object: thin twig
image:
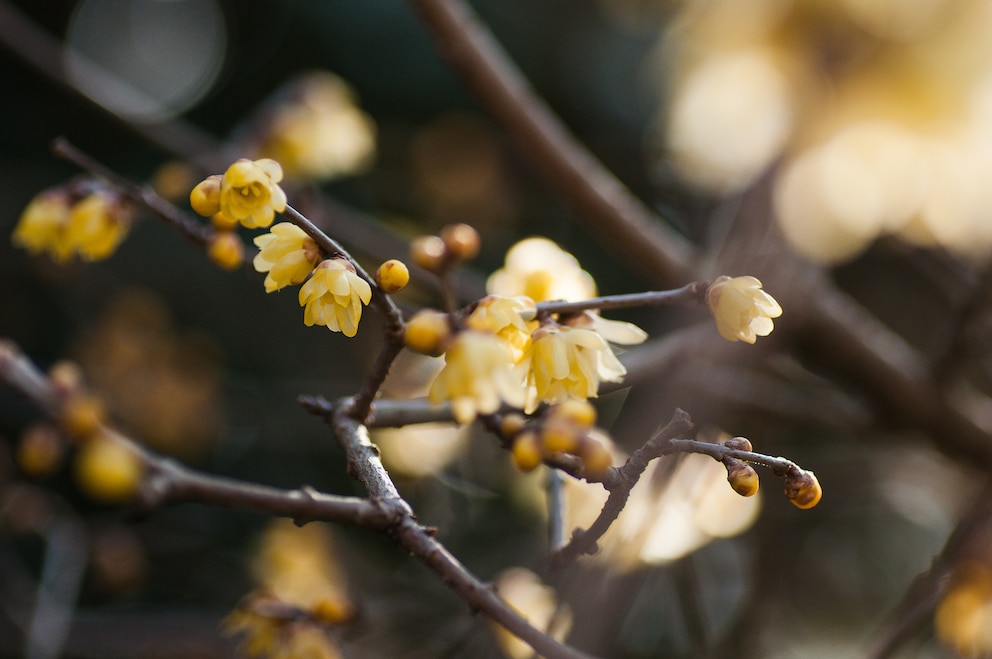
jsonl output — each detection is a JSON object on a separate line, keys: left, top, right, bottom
{"left": 406, "top": 0, "right": 695, "bottom": 287}
{"left": 551, "top": 409, "right": 694, "bottom": 569}
{"left": 535, "top": 282, "right": 708, "bottom": 317}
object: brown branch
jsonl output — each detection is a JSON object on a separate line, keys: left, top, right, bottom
{"left": 327, "top": 405, "right": 595, "bottom": 659}
{"left": 535, "top": 282, "right": 708, "bottom": 317}
{"left": 1, "top": 340, "right": 595, "bottom": 658}
{"left": 551, "top": 409, "right": 694, "bottom": 568}
{"left": 407, "top": 0, "right": 695, "bottom": 288}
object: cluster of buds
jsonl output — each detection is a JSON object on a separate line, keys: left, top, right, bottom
{"left": 718, "top": 435, "right": 822, "bottom": 509}
{"left": 504, "top": 400, "right": 614, "bottom": 479}
{"left": 16, "top": 361, "right": 143, "bottom": 503}
{"left": 13, "top": 179, "right": 133, "bottom": 263}
{"left": 409, "top": 223, "right": 481, "bottom": 274}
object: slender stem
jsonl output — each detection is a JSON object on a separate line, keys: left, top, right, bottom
{"left": 661, "top": 439, "right": 801, "bottom": 477}
{"left": 51, "top": 137, "right": 214, "bottom": 247}
{"left": 535, "top": 282, "right": 707, "bottom": 317}
{"left": 547, "top": 469, "right": 565, "bottom": 552}
{"left": 551, "top": 409, "right": 694, "bottom": 569}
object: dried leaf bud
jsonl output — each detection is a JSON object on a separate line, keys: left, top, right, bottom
{"left": 17, "top": 424, "right": 66, "bottom": 478}
{"left": 208, "top": 231, "right": 245, "bottom": 270}
{"left": 725, "top": 458, "right": 759, "bottom": 497}
{"left": 784, "top": 468, "right": 822, "bottom": 509}
{"left": 410, "top": 235, "right": 448, "bottom": 273}
{"left": 60, "top": 394, "right": 106, "bottom": 441}
{"left": 403, "top": 310, "right": 452, "bottom": 356}
{"left": 499, "top": 413, "right": 528, "bottom": 440}
{"left": 511, "top": 430, "right": 543, "bottom": 472}
{"left": 189, "top": 175, "right": 223, "bottom": 217}
{"left": 439, "top": 223, "right": 480, "bottom": 263}
{"left": 724, "top": 436, "right": 753, "bottom": 452}
{"left": 375, "top": 259, "right": 410, "bottom": 293}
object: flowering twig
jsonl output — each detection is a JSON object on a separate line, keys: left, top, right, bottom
{"left": 551, "top": 409, "right": 694, "bottom": 568}
{"left": 51, "top": 137, "right": 214, "bottom": 248}
{"left": 0, "top": 340, "right": 594, "bottom": 658}
{"left": 535, "top": 282, "right": 708, "bottom": 317}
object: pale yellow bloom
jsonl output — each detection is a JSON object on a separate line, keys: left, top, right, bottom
{"left": 465, "top": 295, "right": 538, "bottom": 362}
{"left": 429, "top": 331, "right": 526, "bottom": 424}
{"left": 219, "top": 158, "right": 287, "bottom": 229}
{"left": 253, "top": 222, "right": 321, "bottom": 292}
{"left": 706, "top": 275, "right": 782, "bottom": 344}
{"left": 491, "top": 568, "right": 572, "bottom": 659}
{"left": 12, "top": 190, "right": 72, "bottom": 260}
{"left": 259, "top": 73, "right": 376, "bottom": 181}
{"left": 13, "top": 189, "right": 130, "bottom": 263}
{"left": 298, "top": 259, "right": 372, "bottom": 337}
{"left": 564, "top": 310, "right": 647, "bottom": 346}
{"left": 523, "top": 325, "right": 626, "bottom": 412}
{"left": 487, "top": 237, "right": 596, "bottom": 302}
{"left": 65, "top": 193, "right": 131, "bottom": 261}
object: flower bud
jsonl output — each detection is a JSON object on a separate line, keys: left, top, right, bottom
{"left": 74, "top": 435, "right": 143, "bottom": 503}
{"left": 499, "top": 413, "right": 528, "bottom": 440}
{"left": 61, "top": 394, "right": 106, "bottom": 441}
{"left": 375, "top": 259, "right": 410, "bottom": 293}
{"left": 311, "top": 597, "right": 354, "bottom": 625}
{"left": 540, "top": 418, "right": 580, "bottom": 455}
{"left": 410, "top": 235, "right": 448, "bottom": 273}
{"left": 725, "top": 458, "right": 759, "bottom": 497}
{"left": 578, "top": 437, "right": 612, "bottom": 478}
{"left": 190, "top": 175, "right": 222, "bottom": 217}
{"left": 439, "top": 223, "right": 480, "bottom": 263}
{"left": 403, "top": 310, "right": 452, "bottom": 356}
{"left": 208, "top": 231, "right": 245, "bottom": 270}
{"left": 511, "top": 430, "right": 543, "bottom": 472}
{"left": 784, "top": 468, "right": 822, "bottom": 509}
{"left": 724, "top": 436, "right": 753, "bottom": 452}
{"left": 17, "top": 424, "right": 65, "bottom": 478}
{"left": 547, "top": 399, "right": 596, "bottom": 428}
{"left": 210, "top": 211, "right": 240, "bottom": 231}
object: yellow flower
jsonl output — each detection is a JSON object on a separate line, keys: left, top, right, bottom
{"left": 298, "top": 259, "right": 372, "bottom": 337}
{"left": 523, "top": 325, "right": 626, "bottom": 412}
{"left": 13, "top": 189, "right": 131, "bottom": 262}
{"left": 64, "top": 192, "right": 131, "bottom": 261}
{"left": 253, "top": 222, "right": 321, "bottom": 292}
{"left": 258, "top": 73, "right": 376, "bottom": 181}
{"left": 429, "top": 331, "right": 526, "bottom": 424}
{"left": 12, "top": 190, "right": 72, "bottom": 260}
{"left": 706, "top": 275, "right": 783, "bottom": 344}
{"left": 465, "top": 295, "right": 538, "bottom": 362}
{"left": 563, "top": 310, "right": 647, "bottom": 346}
{"left": 219, "top": 158, "right": 287, "bottom": 229}
{"left": 487, "top": 237, "right": 596, "bottom": 302}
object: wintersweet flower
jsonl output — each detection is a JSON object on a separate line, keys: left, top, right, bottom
{"left": 298, "top": 259, "right": 372, "bottom": 337}
{"left": 706, "top": 276, "right": 783, "bottom": 344}
{"left": 487, "top": 237, "right": 596, "bottom": 302}
{"left": 523, "top": 325, "right": 626, "bottom": 412}
{"left": 13, "top": 190, "right": 72, "bottom": 260}
{"left": 64, "top": 192, "right": 131, "bottom": 261}
{"left": 465, "top": 295, "right": 538, "bottom": 362}
{"left": 253, "top": 223, "right": 322, "bottom": 292}
{"left": 429, "top": 331, "right": 526, "bottom": 425}
{"left": 219, "top": 158, "right": 287, "bottom": 229}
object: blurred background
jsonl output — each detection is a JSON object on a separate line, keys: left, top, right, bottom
{"left": 3, "top": 0, "right": 992, "bottom": 657}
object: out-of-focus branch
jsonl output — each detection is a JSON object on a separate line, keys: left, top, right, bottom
{"left": 551, "top": 409, "right": 694, "bottom": 568}
{"left": 407, "top": 0, "right": 695, "bottom": 288}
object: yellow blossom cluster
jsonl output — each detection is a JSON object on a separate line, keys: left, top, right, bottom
{"left": 190, "top": 158, "right": 287, "bottom": 229}
{"left": 299, "top": 259, "right": 373, "bottom": 337}
{"left": 422, "top": 238, "right": 648, "bottom": 422}
{"left": 657, "top": 0, "right": 992, "bottom": 261}
{"left": 13, "top": 186, "right": 132, "bottom": 262}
